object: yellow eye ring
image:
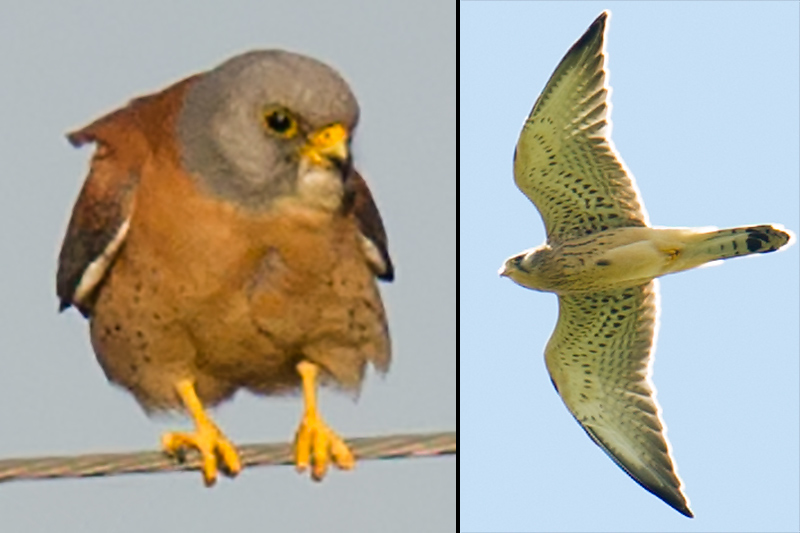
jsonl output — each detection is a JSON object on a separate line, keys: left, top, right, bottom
{"left": 262, "top": 107, "right": 298, "bottom": 138}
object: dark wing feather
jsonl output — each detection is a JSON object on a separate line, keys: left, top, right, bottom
{"left": 57, "top": 106, "right": 149, "bottom": 315}
{"left": 345, "top": 169, "right": 394, "bottom": 281}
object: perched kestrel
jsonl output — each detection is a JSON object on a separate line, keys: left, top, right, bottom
{"left": 57, "top": 50, "right": 394, "bottom": 485}
{"left": 499, "top": 11, "right": 793, "bottom": 517}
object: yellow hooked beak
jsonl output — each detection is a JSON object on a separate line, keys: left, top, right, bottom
{"left": 301, "top": 123, "right": 350, "bottom": 167}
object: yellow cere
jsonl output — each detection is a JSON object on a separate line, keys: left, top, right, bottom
{"left": 303, "top": 123, "right": 349, "bottom": 165}
{"left": 309, "top": 123, "right": 347, "bottom": 149}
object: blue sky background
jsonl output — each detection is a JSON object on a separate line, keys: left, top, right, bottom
{"left": 0, "top": 1, "right": 454, "bottom": 531}
{"left": 461, "top": 2, "right": 799, "bottom": 532}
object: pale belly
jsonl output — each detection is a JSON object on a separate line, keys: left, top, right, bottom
{"left": 534, "top": 227, "right": 701, "bottom": 294}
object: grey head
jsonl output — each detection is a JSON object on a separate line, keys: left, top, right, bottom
{"left": 177, "top": 50, "right": 359, "bottom": 209}
{"left": 499, "top": 245, "right": 550, "bottom": 291}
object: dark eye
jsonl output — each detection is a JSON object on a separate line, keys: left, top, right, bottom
{"left": 267, "top": 112, "right": 291, "bottom": 132}
{"left": 263, "top": 108, "right": 298, "bottom": 137}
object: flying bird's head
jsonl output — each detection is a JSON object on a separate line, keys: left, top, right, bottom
{"left": 499, "top": 246, "right": 549, "bottom": 291}
{"left": 177, "top": 50, "right": 359, "bottom": 211}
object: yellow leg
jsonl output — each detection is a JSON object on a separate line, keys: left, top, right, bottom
{"left": 293, "top": 361, "right": 355, "bottom": 481}
{"left": 161, "top": 379, "right": 242, "bottom": 486}
{"left": 660, "top": 246, "right": 681, "bottom": 261}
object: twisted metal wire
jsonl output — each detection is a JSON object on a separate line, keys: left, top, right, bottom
{"left": 0, "top": 431, "right": 455, "bottom": 484}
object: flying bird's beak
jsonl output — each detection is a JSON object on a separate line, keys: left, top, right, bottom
{"left": 498, "top": 262, "right": 510, "bottom": 277}
{"left": 302, "top": 123, "right": 351, "bottom": 173}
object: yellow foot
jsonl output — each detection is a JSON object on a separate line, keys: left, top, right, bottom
{"left": 294, "top": 409, "right": 355, "bottom": 481}
{"left": 161, "top": 379, "right": 242, "bottom": 486}
{"left": 293, "top": 360, "right": 355, "bottom": 481}
{"left": 162, "top": 426, "right": 241, "bottom": 486}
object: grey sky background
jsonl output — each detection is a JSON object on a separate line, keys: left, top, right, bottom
{"left": 461, "top": 2, "right": 798, "bottom": 532}
{"left": 0, "top": 1, "right": 454, "bottom": 531}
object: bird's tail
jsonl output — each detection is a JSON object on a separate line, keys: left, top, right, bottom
{"left": 693, "top": 224, "right": 793, "bottom": 262}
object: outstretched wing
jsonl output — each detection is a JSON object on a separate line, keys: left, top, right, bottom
{"left": 514, "top": 11, "right": 648, "bottom": 242}
{"left": 544, "top": 280, "right": 693, "bottom": 517}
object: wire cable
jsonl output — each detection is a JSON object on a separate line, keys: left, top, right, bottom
{"left": 0, "top": 431, "right": 455, "bottom": 484}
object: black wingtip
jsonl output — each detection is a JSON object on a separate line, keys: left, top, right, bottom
{"left": 378, "top": 252, "right": 395, "bottom": 281}
{"left": 580, "top": 10, "right": 609, "bottom": 47}
{"left": 594, "top": 10, "right": 610, "bottom": 29}
{"left": 378, "top": 268, "right": 394, "bottom": 282}
{"left": 671, "top": 499, "right": 694, "bottom": 518}
{"left": 559, "top": 10, "right": 609, "bottom": 68}
{"left": 66, "top": 130, "right": 88, "bottom": 148}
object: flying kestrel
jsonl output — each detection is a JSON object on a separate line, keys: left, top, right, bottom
{"left": 499, "top": 11, "right": 793, "bottom": 517}
{"left": 57, "top": 50, "right": 393, "bottom": 485}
